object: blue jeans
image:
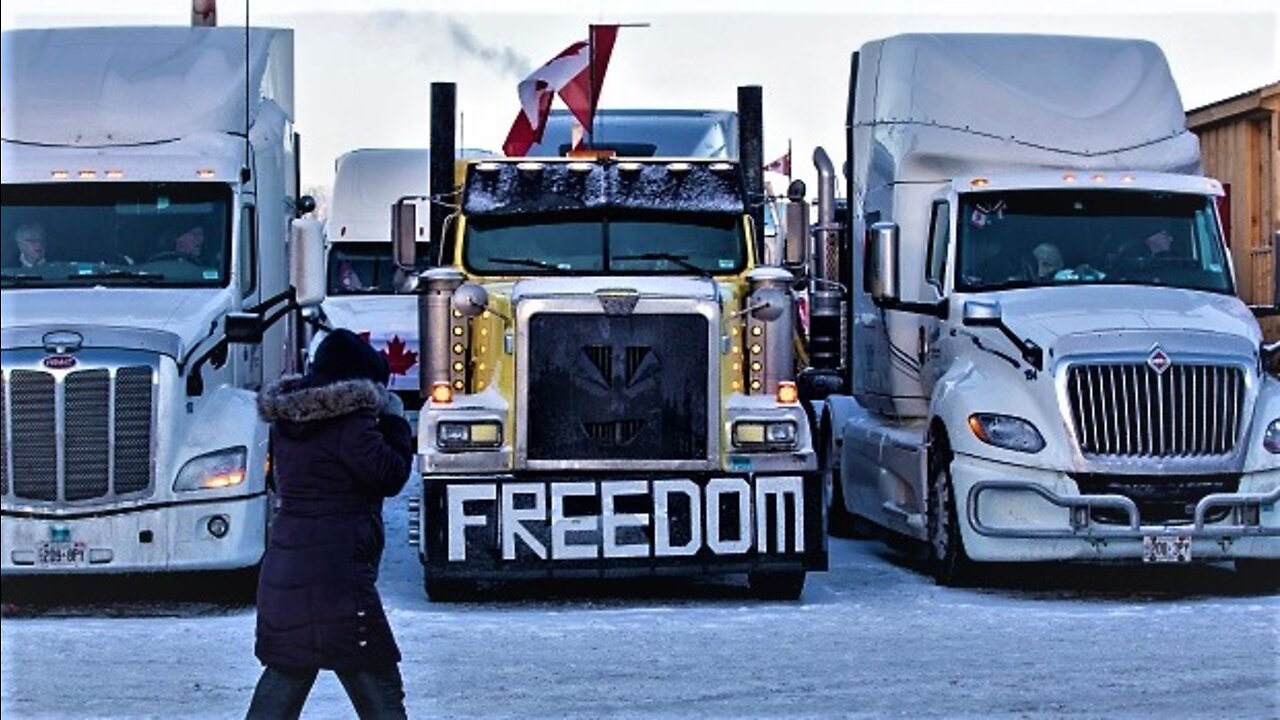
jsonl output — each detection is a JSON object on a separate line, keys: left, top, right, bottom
{"left": 245, "top": 664, "right": 407, "bottom": 719}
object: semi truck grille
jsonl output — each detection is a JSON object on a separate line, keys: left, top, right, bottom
{"left": 2, "top": 366, "right": 155, "bottom": 503}
{"left": 527, "top": 313, "right": 709, "bottom": 461}
{"left": 1066, "top": 363, "right": 1245, "bottom": 458}
{"left": 1073, "top": 473, "right": 1240, "bottom": 525}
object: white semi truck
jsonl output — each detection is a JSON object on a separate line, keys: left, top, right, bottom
{"left": 0, "top": 24, "right": 316, "bottom": 575}
{"left": 799, "top": 34, "right": 1279, "bottom": 585}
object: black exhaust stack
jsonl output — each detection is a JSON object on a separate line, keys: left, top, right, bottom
{"left": 737, "top": 86, "right": 765, "bottom": 260}
{"left": 429, "top": 82, "right": 457, "bottom": 266}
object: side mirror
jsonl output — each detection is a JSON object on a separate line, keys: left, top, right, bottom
{"left": 750, "top": 287, "right": 788, "bottom": 322}
{"left": 868, "top": 221, "right": 900, "bottom": 304}
{"left": 290, "top": 217, "right": 325, "bottom": 308}
{"left": 392, "top": 199, "right": 424, "bottom": 270}
{"left": 963, "top": 300, "right": 1003, "bottom": 327}
{"left": 225, "top": 312, "right": 264, "bottom": 344}
{"left": 295, "top": 194, "right": 317, "bottom": 217}
{"left": 784, "top": 182, "right": 809, "bottom": 271}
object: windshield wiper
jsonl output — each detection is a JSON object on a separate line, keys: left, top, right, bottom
{"left": 70, "top": 270, "right": 166, "bottom": 282}
{"left": 486, "top": 256, "right": 562, "bottom": 271}
{"left": 611, "top": 252, "right": 711, "bottom": 277}
{"left": 1, "top": 272, "right": 44, "bottom": 285}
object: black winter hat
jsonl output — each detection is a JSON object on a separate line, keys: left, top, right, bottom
{"left": 307, "top": 328, "right": 390, "bottom": 388}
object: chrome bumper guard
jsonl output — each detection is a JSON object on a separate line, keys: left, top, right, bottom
{"left": 967, "top": 480, "right": 1280, "bottom": 539}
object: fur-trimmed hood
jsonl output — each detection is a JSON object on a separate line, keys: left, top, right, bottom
{"left": 258, "top": 375, "right": 387, "bottom": 424}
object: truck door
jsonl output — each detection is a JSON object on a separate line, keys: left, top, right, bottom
{"left": 920, "top": 199, "right": 950, "bottom": 394}
{"left": 235, "top": 204, "right": 264, "bottom": 390}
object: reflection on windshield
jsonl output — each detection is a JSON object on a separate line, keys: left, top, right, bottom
{"left": 1, "top": 182, "right": 231, "bottom": 288}
{"left": 327, "top": 242, "right": 425, "bottom": 295}
{"left": 464, "top": 212, "right": 745, "bottom": 275}
{"left": 956, "top": 190, "right": 1232, "bottom": 295}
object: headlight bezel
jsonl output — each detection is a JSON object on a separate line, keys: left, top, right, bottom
{"left": 173, "top": 446, "right": 248, "bottom": 492}
{"left": 436, "top": 420, "right": 503, "bottom": 451}
{"left": 968, "top": 413, "right": 1046, "bottom": 454}
{"left": 1264, "top": 419, "right": 1280, "bottom": 454}
{"left": 732, "top": 420, "right": 798, "bottom": 451}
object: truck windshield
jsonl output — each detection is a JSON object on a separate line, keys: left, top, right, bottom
{"left": 956, "top": 190, "right": 1232, "bottom": 295}
{"left": 1, "top": 182, "right": 232, "bottom": 289}
{"left": 327, "top": 241, "right": 429, "bottom": 295}
{"left": 463, "top": 212, "right": 745, "bottom": 275}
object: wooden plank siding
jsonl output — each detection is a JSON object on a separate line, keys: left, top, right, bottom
{"left": 1188, "top": 82, "right": 1280, "bottom": 340}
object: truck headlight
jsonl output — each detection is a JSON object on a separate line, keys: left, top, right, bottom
{"left": 437, "top": 421, "right": 502, "bottom": 450}
{"left": 174, "top": 447, "right": 248, "bottom": 492}
{"left": 733, "top": 420, "right": 797, "bottom": 450}
{"left": 968, "top": 414, "right": 1045, "bottom": 454}
{"left": 1265, "top": 419, "right": 1280, "bottom": 454}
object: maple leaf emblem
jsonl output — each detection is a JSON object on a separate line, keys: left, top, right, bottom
{"left": 381, "top": 335, "right": 419, "bottom": 377}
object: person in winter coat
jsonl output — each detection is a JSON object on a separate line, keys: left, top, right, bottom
{"left": 246, "top": 329, "right": 414, "bottom": 719}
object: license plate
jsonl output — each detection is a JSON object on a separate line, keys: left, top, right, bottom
{"left": 37, "top": 541, "right": 88, "bottom": 567}
{"left": 1143, "top": 535, "right": 1191, "bottom": 563}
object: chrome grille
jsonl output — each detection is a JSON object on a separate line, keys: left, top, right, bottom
{"left": 64, "top": 369, "right": 110, "bottom": 501}
{"left": 3, "top": 365, "right": 155, "bottom": 503}
{"left": 114, "top": 367, "right": 154, "bottom": 495}
{"left": 10, "top": 370, "right": 57, "bottom": 500}
{"left": 1067, "top": 363, "right": 1245, "bottom": 457}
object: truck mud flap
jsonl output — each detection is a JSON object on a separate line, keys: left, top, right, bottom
{"left": 421, "top": 474, "right": 827, "bottom": 579}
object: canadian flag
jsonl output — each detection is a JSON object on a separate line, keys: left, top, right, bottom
{"left": 503, "top": 25, "right": 619, "bottom": 157}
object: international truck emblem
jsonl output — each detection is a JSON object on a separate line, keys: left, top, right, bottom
{"left": 1147, "top": 345, "right": 1171, "bottom": 374}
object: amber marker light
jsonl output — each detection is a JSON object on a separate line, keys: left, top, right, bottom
{"left": 776, "top": 381, "right": 799, "bottom": 405}
{"left": 430, "top": 383, "right": 453, "bottom": 404}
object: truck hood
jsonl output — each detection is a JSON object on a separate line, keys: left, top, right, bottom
{"left": 0, "top": 287, "right": 232, "bottom": 359}
{"left": 987, "top": 285, "right": 1262, "bottom": 357}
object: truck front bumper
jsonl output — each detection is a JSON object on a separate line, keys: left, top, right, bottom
{"left": 1, "top": 493, "right": 268, "bottom": 575}
{"left": 418, "top": 473, "right": 827, "bottom": 580}
{"left": 951, "top": 455, "right": 1280, "bottom": 562}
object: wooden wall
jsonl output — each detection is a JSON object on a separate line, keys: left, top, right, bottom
{"left": 1187, "top": 83, "right": 1279, "bottom": 340}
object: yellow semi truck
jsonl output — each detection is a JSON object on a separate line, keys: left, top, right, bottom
{"left": 397, "top": 84, "right": 827, "bottom": 600}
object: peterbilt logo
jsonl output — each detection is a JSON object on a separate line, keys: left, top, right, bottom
{"left": 42, "top": 355, "right": 77, "bottom": 370}
{"left": 1147, "top": 345, "right": 1172, "bottom": 374}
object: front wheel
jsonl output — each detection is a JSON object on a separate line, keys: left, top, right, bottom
{"left": 747, "top": 570, "right": 806, "bottom": 600}
{"left": 821, "top": 420, "right": 859, "bottom": 538}
{"left": 926, "top": 438, "right": 975, "bottom": 587}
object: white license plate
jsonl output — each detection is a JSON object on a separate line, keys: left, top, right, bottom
{"left": 1143, "top": 535, "right": 1191, "bottom": 563}
{"left": 37, "top": 541, "right": 88, "bottom": 567}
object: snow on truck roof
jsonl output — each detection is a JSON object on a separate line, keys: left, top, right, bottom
{"left": 1, "top": 26, "right": 293, "bottom": 146}
{"left": 860, "top": 34, "right": 1190, "bottom": 157}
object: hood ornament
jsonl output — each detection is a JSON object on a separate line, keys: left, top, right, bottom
{"left": 1147, "top": 345, "right": 1172, "bottom": 375}
{"left": 42, "top": 330, "right": 84, "bottom": 354}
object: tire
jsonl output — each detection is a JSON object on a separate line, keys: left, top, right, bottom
{"left": 748, "top": 570, "right": 806, "bottom": 601}
{"left": 821, "top": 418, "right": 859, "bottom": 539}
{"left": 926, "top": 437, "right": 975, "bottom": 587}
{"left": 1234, "top": 559, "right": 1280, "bottom": 591}
{"left": 423, "top": 572, "right": 476, "bottom": 603}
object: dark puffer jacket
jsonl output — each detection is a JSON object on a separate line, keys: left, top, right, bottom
{"left": 255, "top": 375, "right": 413, "bottom": 671}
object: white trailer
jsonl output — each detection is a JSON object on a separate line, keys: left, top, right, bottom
{"left": 801, "top": 34, "right": 1279, "bottom": 585}
{"left": 0, "top": 25, "right": 316, "bottom": 575}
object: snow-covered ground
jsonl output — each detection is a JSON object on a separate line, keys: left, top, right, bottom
{"left": 3, "top": 486, "right": 1277, "bottom": 719}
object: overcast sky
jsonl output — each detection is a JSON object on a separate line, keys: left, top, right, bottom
{"left": 3, "top": 1, "right": 1277, "bottom": 192}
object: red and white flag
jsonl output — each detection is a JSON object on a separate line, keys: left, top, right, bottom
{"left": 764, "top": 150, "right": 791, "bottom": 177}
{"left": 503, "top": 25, "right": 620, "bottom": 157}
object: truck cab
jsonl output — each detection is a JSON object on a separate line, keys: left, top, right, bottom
{"left": 0, "top": 26, "right": 312, "bottom": 576}
{"left": 808, "top": 34, "right": 1279, "bottom": 585}
{"left": 401, "top": 87, "right": 826, "bottom": 600}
